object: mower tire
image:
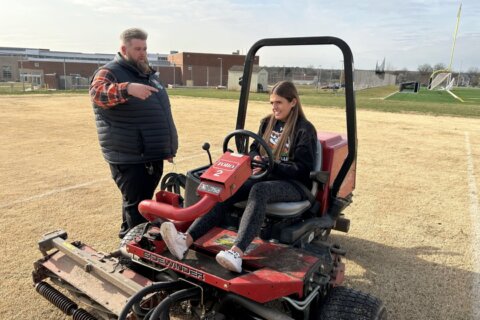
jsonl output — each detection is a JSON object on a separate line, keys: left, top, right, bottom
{"left": 119, "top": 222, "right": 149, "bottom": 249}
{"left": 118, "top": 222, "right": 150, "bottom": 268}
{"left": 318, "top": 286, "right": 387, "bottom": 320}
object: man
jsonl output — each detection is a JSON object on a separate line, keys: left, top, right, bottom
{"left": 89, "top": 28, "right": 178, "bottom": 238}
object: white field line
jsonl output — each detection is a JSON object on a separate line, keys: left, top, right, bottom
{"left": 0, "top": 179, "right": 109, "bottom": 209}
{"left": 465, "top": 131, "right": 480, "bottom": 319}
{"left": 382, "top": 91, "right": 399, "bottom": 100}
{"left": 0, "top": 152, "right": 207, "bottom": 209}
{"left": 173, "top": 152, "right": 209, "bottom": 163}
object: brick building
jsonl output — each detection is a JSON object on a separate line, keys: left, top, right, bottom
{"left": 0, "top": 47, "right": 258, "bottom": 90}
{"left": 168, "top": 52, "right": 259, "bottom": 87}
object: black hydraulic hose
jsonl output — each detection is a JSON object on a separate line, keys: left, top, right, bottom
{"left": 118, "top": 281, "right": 186, "bottom": 320}
{"left": 160, "top": 172, "right": 186, "bottom": 194}
{"left": 148, "top": 287, "right": 201, "bottom": 320}
{"left": 219, "top": 293, "right": 295, "bottom": 320}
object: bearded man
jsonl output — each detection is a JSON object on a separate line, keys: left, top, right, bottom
{"left": 89, "top": 28, "right": 178, "bottom": 238}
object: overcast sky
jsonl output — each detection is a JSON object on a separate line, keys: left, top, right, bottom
{"left": 1, "top": 0, "right": 478, "bottom": 71}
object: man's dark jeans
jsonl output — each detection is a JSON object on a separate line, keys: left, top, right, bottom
{"left": 109, "top": 160, "right": 163, "bottom": 239}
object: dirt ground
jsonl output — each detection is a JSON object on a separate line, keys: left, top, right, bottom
{"left": 0, "top": 94, "right": 479, "bottom": 319}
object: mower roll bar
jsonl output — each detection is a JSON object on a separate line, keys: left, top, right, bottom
{"left": 236, "top": 36, "right": 357, "bottom": 199}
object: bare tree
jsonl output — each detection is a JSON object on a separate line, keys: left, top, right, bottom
{"left": 417, "top": 64, "right": 433, "bottom": 74}
{"left": 433, "top": 63, "right": 447, "bottom": 71}
{"left": 467, "top": 67, "right": 479, "bottom": 87}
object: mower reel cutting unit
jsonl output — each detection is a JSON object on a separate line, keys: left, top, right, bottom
{"left": 33, "top": 37, "right": 387, "bottom": 320}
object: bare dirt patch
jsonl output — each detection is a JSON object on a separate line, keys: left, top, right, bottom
{"left": 0, "top": 94, "right": 479, "bottom": 319}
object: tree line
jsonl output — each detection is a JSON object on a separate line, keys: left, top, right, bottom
{"left": 393, "top": 63, "right": 479, "bottom": 87}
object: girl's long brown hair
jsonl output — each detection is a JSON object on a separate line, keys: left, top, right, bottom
{"left": 261, "top": 81, "right": 306, "bottom": 160}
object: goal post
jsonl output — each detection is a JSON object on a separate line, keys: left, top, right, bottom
{"left": 428, "top": 69, "right": 451, "bottom": 90}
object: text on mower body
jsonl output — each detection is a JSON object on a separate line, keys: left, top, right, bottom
{"left": 214, "top": 160, "right": 237, "bottom": 170}
{"left": 143, "top": 252, "right": 205, "bottom": 280}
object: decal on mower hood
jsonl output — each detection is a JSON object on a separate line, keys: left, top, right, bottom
{"left": 143, "top": 252, "right": 205, "bottom": 281}
{"left": 213, "top": 159, "right": 238, "bottom": 171}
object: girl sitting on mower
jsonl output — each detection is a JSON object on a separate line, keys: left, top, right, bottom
{"left": 160, "top": 81, "right": 318, "bottom": 273}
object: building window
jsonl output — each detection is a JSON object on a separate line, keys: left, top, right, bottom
{"left": 2, "top": 66, "right": 12, "bottom": 79}
{"left": 34, "top": 62, "right": 39, "bottom": 67}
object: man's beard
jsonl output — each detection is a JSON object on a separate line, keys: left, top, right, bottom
{"left": 127, "top": 56, "right": 150, "bottom": 74}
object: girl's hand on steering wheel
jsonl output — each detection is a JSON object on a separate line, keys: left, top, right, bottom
{"left": 252, "top": 155, "right": 264, "bottom": 175}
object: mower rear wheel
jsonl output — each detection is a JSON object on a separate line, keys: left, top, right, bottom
{"left": 318, "top": 286, "right": 386, "bottom": 320}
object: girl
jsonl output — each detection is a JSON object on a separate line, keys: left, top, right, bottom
{"left": 160, "top": 81, "right": 317, "bottom": 273}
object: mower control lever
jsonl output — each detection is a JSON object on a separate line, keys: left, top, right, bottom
{"left": 202, "top": 142, "right": 213, "bottom": 165}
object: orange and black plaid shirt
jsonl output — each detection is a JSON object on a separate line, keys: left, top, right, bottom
{"left": 89, "top": 69, "right": 130, "bottom": 108}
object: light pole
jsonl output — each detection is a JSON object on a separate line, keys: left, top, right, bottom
{"left": 329, "top": 67, "right": 333, "bottom": 87}
{"left": 206, "top": 66, "right": 209, "bottom": 87}
{"left": 189, "top": 65, "right": 193, "bottom": 85}
{"left": 316, "top": 65, "right": 322, "bottom": 91}
{"left": 217, "top": 57, "right": 223, "bottom": 87}
{"left": 63, "top": 58, "right": 67, "bottom": 90}
{"left": 339, "top": 60, "right": 344, "bottom": 88}
{"left": 19, "top": 59, "right": 25, "bottom": 92}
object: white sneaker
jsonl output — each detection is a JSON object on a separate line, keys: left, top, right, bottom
{"left": 159, "top": 222, "right": 188, "bottom": 260}
{"left": 216, "top": 250, "right": 242, "bottom": 273}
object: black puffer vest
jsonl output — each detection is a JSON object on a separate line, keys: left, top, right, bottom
{"left": 92, "top": 54, "right": 178, "bottom": 164}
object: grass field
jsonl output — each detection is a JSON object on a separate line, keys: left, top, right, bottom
{"left": 387, "top": 87, "right": 480, "bottom": 104}
{"left": 2, "top": 84, "right": 479, "bottom": 118}
{"left": 0, "top": 93, "right": 479, "bottom": 319}
{"left": 166, "top": 85, "right": 480, "bottom": 118}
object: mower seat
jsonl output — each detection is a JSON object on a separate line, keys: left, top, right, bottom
{"left": 235, "top": 140, "right": 323, "bottom": 218}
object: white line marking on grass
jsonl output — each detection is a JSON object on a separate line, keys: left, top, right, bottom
{"left": 0, "top": 178, "right": 110, "bottom": 209}
{"left": 174, "top": 152, "right": 209, "bottom": 162}
{"left": 382, "top": 91, "right": 399, "bottom": 100}
{"left": 1, "top": 153, "right": 209, "bottom": 209}
{"left": 465, "top": 131, "right": 480, "bottom": 319}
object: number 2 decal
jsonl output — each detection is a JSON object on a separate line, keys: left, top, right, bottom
{"left": 213, "top": 170, "right": 223, "bottom": 177}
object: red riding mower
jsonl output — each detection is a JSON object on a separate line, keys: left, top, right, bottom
{"left": 32, "top": 37, "right": 387, "bottom": 320}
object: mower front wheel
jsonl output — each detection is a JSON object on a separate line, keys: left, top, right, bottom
{"left": 317, "top": 286, "right": 387, "bottom": 320}
{"left": 118, "top": 222, "right": 151, "bottom": 268}
{"left": 119, "top": 222, "right": 149, "bottom": 249}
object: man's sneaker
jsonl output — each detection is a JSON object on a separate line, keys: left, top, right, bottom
{"left": 216, "top": 250, "right": 242, "bottom": 273}
{"left": 159, "top": 222, "right": 188, "bottom": 260}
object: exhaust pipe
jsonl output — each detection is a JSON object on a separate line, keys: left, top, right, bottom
{"left": 35, "top": 282, "right": 96, "bottom": 320}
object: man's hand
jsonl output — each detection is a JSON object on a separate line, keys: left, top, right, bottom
{"left": 127, "top": 83, "right": 159, "bottom": 100}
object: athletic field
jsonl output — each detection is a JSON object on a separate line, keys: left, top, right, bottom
{"left": 0, "top": 92, "right": 479, "bottom": 319}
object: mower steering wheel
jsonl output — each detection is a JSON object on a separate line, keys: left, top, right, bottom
{"left": 223, "top": 129, "right": 274, "bottom": 180}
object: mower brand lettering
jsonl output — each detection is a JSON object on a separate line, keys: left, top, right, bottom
{"left": 142, "top": 252, "right": 205, "bottom": 280}
{"left": 215, "top": 160, "right": 237, "bottom": 170}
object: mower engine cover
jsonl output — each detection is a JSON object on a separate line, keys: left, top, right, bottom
{"left": 199, "top": 151, "right": 251, "bottom": 202}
